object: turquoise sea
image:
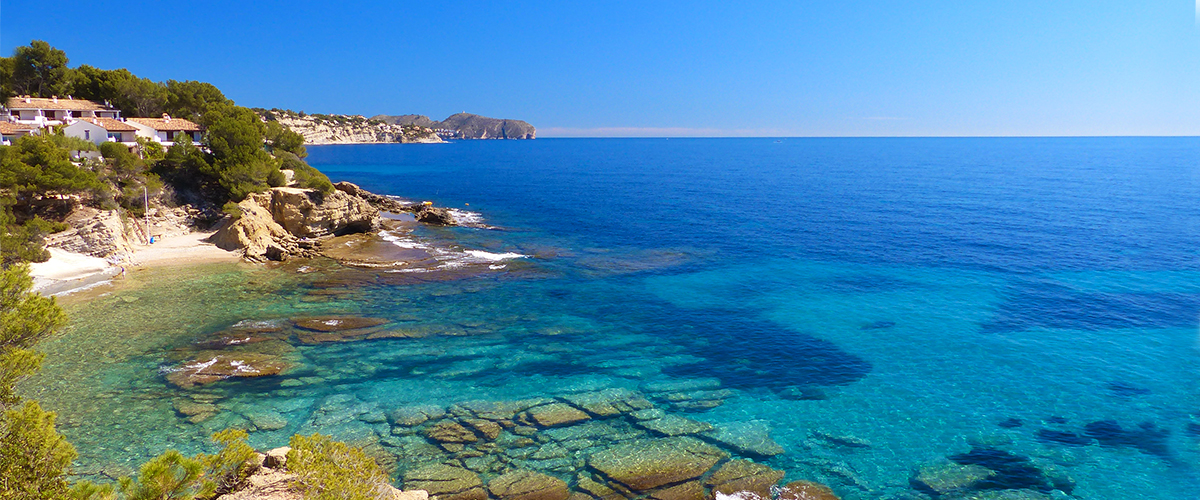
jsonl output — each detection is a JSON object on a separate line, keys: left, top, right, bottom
{"left": 26, "top": 138, "right": 1200, "bottom": 499}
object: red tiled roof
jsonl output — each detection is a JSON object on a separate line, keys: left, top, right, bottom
{"left": 0, "top": 122, "right": 36, "bottom": 134}
{"left": 81, "top": 117, "right": 137, "bottom": 132}
{"left": 128, "top": 117, "right": 203, "bottom": 132}
{"left": 5, "top": 96, "right": 111, "bottom": 111}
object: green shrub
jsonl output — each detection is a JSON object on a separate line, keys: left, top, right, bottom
{"left": 135, "top": 137, "right": 165, "bottom": 161}
{"left": 221, "top": 201, "right": 242, "bottom": 220}
{"left": 201, "top": 429, "right": 259, "bottom": 496}
{"left": 118, "top": 450, "right": 211, "bottom": 500}
{"left": 286, "top": 433, "right": 392, "bottom": 500}
{"left": 98, "top": 141, "right": 128, "bottom": 159}
{"left": 45, "top": 133, "right": 98, "bottom": 152}
{"left": 0, "top": 400, "right": 78, "bottom": 499}
{"left": 266, "top": 168, "right": 287, "bottom": 187}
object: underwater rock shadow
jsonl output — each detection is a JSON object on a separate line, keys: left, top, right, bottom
{"left": 657, "top": 308, "right": 871, "bottom": 394}
{"left": 981, "top": 279, "right": 1200, "bottom": 333}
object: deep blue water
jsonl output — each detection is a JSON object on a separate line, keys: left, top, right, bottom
{"left": 302, "top": 138, "right": 1200, "bottom": 498}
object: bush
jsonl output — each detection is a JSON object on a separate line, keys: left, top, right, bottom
{"left": 118, "top": 450, "right": 210, "bottom": 500}
{"left": 221, "top": 201, "right": 241, "bottom": 220}
{"left": 201, "top": 429, "right": 258, "bottom": 496}
{"left": 266, "top": 168, "right": 287, "bottom": 187}
{"left": 135, "top": 137, "right": 165, "bottom": 161}
{"left": 286, "top": 433, "right": 392, "bottom": 500}
{"left": 45, "top": 133, "right": 98, "bottom": 152}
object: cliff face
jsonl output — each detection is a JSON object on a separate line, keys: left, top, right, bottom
{"left": 263, "top": 112, "right": 444, "bottom": 145}
{"left": 372, "top": 113, "right": 536, "bottom": 140}
{"left": 210, "top": 188, "right": 380, "bottom": 261}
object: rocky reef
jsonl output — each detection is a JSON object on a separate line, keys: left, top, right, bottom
{"left": 261, "top": 110, "right": 444, "bottom": 145}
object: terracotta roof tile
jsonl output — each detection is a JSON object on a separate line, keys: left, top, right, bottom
{"left": 80, "top": 117, "right": 137, "bottom": 132}
{"left": 0, "top": 122, "right": 36, "bottom": 134}
{"left": 5, "top": 96, "right": 113, "bottom": 111}
{"left": 127, "top": 117, "right": 203, "bottom": 132}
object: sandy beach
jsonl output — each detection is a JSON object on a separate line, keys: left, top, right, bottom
{"left": 28, "top": 231, "right": 240, "bottom": 296}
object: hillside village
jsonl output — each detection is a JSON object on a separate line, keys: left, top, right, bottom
{"left": 2, "top": 95, "right": 203, "bottom": 149}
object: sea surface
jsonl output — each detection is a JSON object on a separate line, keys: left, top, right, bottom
{"left": 25, "top": 138, "right": 1200, "bottom": 499}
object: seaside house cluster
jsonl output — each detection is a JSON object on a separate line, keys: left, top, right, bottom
{"left": 1, "top": 95, "right": 203, "bottom": 148}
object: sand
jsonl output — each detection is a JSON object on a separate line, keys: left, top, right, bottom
{"left": 28, "top": 231, "right": 240, "bottom": 296}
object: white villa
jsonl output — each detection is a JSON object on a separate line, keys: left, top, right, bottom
{"left": 62, "top": 117, "right": 139, "bottom": 146}
{"left": 5, "top": 95, "right": 121, "bottom": 126}
{"left": 2, "top": 96, "right": 204, "bottom": 149}
{"left": 128, "top": 115, "right": 203, "bottom": 146}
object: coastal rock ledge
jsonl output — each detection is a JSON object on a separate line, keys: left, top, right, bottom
{"left": 210, "top": 187, "right": 378, "bottom": 261}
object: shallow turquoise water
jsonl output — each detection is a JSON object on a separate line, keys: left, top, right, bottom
{"left": 26, "top": 138, "right": 1200, "bottom": 498}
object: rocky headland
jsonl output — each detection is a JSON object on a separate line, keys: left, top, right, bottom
{"left": 373, "top": 113, "right": 537, "bottom": 140}
{"left": 259, "top": 110, "right": 445, "bottom": 145}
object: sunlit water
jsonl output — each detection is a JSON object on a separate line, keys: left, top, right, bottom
{"left": 24, "top": 138, "right": 1200, "bottom": 499}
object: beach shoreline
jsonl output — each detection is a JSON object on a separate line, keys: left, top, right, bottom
{"left": 29, "top": 231, "right": 240, "bottom": 297}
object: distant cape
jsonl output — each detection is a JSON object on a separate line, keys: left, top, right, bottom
{"left": 371, "top": 113, "right": 536, "bottom": 140}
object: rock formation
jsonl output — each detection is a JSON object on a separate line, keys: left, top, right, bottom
{"left": 210, "top": 187, "right": 379, "bottom": 261}
{"left": 261, "top": 110, "right": 444, "bottom": 145}
{"left": 373, "top": 113, "right": 536, "bottom": 140}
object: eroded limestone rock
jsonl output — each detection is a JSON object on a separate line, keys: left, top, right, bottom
{"left": 487, "top": 469, "right": 570, "bottom": 500}
{"left": 587, "top": 437, "right": 726, "bottom": 492}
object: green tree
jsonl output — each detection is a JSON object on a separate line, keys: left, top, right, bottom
{"left": 263, "top": 121, "right": 307, "bottom": 158}
{"left": 201, "top": 104, "right": 275, "bottom": 200}
{"left": 71, "top": 65, "right": 137, "bottom": 106}
{"left": 0, "top": 264, "right": 72, "bottom": 499}
{"left": 0, "top": 135, "right": 103, "bottom": 204}
{"left": 0, "top": 400, "right": 77, "bottom": 498}
{"left": 0, "top": 57, "right": 14, "bottom": 99}
{"left": 164, "top": 80, "right": 229, "bottom": 121}
{"left": 8, "top": 40, "right": 73, "bottom": 98}
{"left": 114, "top": 77, "right": 167, "bottom": 118}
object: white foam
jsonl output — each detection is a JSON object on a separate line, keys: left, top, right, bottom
{"left": 463, "top": 250, "right": 526, "bottom": 262}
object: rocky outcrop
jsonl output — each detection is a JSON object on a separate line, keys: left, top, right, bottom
{"left": 262, "top": 111, "right": 444, "bottom": 145}
{"left": 334, "top": 182, "right": 414, "bottom": 213}
{"left": 373, "top": 113, "right": 536, "bottom": 139}
{"left": 210, "top": 187, "right": 379, "bottom": 261}
{"left": 43, "top": 206, "right": 137, "bottom": 259}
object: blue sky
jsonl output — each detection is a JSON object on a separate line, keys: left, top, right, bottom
{"left": 3, "top": 1, "right": 1199, "bottom": 136}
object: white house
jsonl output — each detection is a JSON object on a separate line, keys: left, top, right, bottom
{"left": 63, "top": 117, "right": 139, "bottom": 146}
{"left": 4, "top": 96, "right": 121, "bottom": 126}
{"left": 127, "top": 115, "right": 203, "bottom": 146}
{"left": 0, "top": 122, "right": 38, "bottom": 145}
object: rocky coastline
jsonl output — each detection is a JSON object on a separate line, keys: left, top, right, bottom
{"left": 260, "top": 110, "right": 445, "bottom": 145}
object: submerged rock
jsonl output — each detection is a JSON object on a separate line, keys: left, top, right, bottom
{"left": 527, "top": 403, "right": 591, "bottom": 428}
{"left": 635, "top": 415, "right": 713, "bottom": 437}
{"left": 389, "top": 404, "right": 446, "bottom": 427}
{"left": 561, "top": 389, "right": 654, "bottom": 417}
{"left": 587, "top": 437, "right": 726, "bottom": 491}
{"left": 776, "top": 481, "right": 840, "bottom": 500}
{"left": 404, "top": 463, "right": 486, "bottom": 500}
{"left": 166, "top": 352, "right": 290, "bottom": 389}
{"left": 709, "top": 421, "right": 785, "bottom": 457}
{"left": 293, "top": 316, "right": 389, "bottom": 332}
{"left": 425, "top": 420, "right": 479, "bottom": 443}
{"left": 912, "top": 462, "right": 995, "bottom": 496}
{"left": 487, "top": 470, "right": 570, "bottom": 500}
{"left": 705, "top": 460, "right": 785, "bottom": 499}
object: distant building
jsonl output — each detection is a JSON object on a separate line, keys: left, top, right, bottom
{"left": 128, "top": 115, "right": 204, "bottom": 146}
{"left": 63, "top": 117, "right": 139, "bottom": 146}
{"left": 3, "top": 96, "right": 122, "bottom": 126}
{"left": 0, "top": 122, "right": 38, "bottom": 145}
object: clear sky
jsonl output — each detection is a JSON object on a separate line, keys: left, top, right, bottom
{"left": 3, "top": 1, "right": 1199, "bottom": 137}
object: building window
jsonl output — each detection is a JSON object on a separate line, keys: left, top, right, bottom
{"left": 108, "top": 133, "right": 119, "bottom": 141}
{"left": 84, "top": 130, "right": 90, "bottom": 140}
